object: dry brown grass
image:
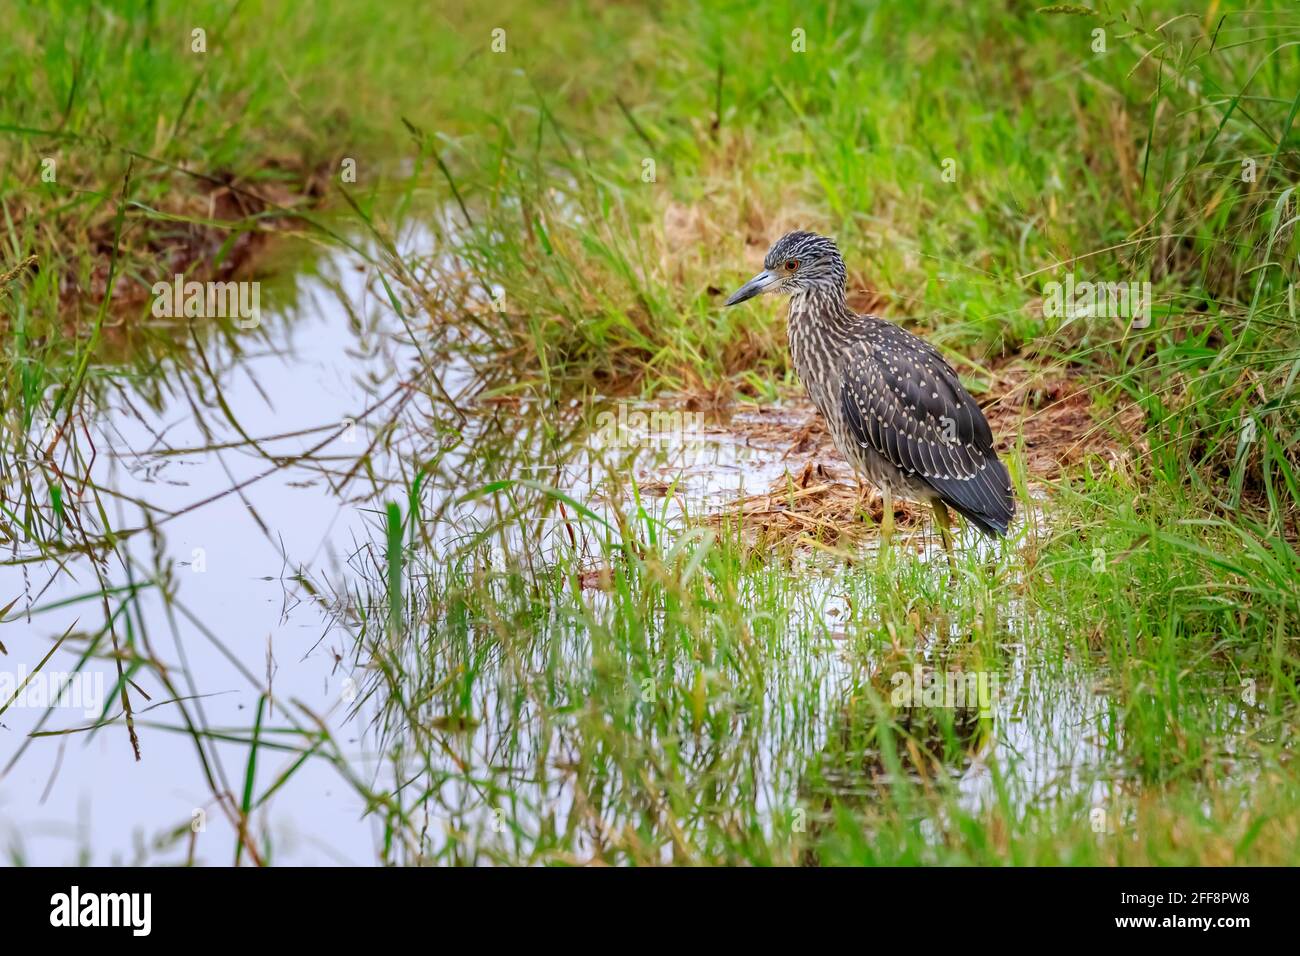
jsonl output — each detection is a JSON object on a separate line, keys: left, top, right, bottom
{"left": 703, "top": 363, "right": 1147, "bottom": 547}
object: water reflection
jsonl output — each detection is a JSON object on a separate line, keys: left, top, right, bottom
{"left": 0, "top": 218, "right": 1264, "bottom": 866}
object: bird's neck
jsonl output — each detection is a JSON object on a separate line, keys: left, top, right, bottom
{"left": 788, "top": 287, "right": 858, "bottom": 335}
{"left": 786, "top": 287, "right": 859, "bottom": 418}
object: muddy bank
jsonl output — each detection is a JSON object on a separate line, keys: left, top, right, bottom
{"left": 54, "top": 161, "right": 331, "bottom": 318}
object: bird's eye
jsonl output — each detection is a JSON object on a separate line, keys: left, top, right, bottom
{"left": 784, "top": 259, "right": 799, "bottom": 271}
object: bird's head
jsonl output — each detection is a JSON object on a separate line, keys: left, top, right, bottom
{"left": 724, "top": 231, "right": 847, "bottom": 306}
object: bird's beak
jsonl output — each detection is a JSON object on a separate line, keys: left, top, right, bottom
{"left": 724, "top": 270, "right": 779, "bottom": 306}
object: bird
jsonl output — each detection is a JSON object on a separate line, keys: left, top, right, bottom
{"left": 724, "top": 231, "right": 1014, "bottom": 566}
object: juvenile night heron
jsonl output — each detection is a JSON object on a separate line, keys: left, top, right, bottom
{"left": 725, "top": 231, "right": 1014, "bottom": 564}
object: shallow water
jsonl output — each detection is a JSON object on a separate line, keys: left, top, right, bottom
{"left": 0, "top": 224, "right": 1261, "bottom": 864}
{"left": 1, "top": 237, "right": 425, "bottom": 863}
{"left": 0, "top": 227, "right": 865, "bottom": 862}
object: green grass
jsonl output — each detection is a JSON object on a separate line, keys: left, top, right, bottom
{"left": 2, "top": 0, "right": 1299, "bottom": 865}
{"left": 331, "top": 465, "right": 1298, "bottom": 864}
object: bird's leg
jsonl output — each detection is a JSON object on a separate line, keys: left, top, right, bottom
{"left": 933, "top": 500, "right": 957, "bottom": 575}
{"left": 878, "top": 484, "right": 894, "bottom": 561}
{"left": 854, "top": 475, "right": 870, "bottom": 518}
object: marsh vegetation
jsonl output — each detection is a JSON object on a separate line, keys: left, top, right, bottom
{"left": 1, "top": 0, "right": 1298, "bottom": 865}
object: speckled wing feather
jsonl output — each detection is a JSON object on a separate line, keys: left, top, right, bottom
{"left": 839, "top": 319, "right": 1014, "bottom": 536}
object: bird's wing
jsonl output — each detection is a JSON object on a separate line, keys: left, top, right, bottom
{"left": 838, "top": 321, "right": 1014, "bottom": 535}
